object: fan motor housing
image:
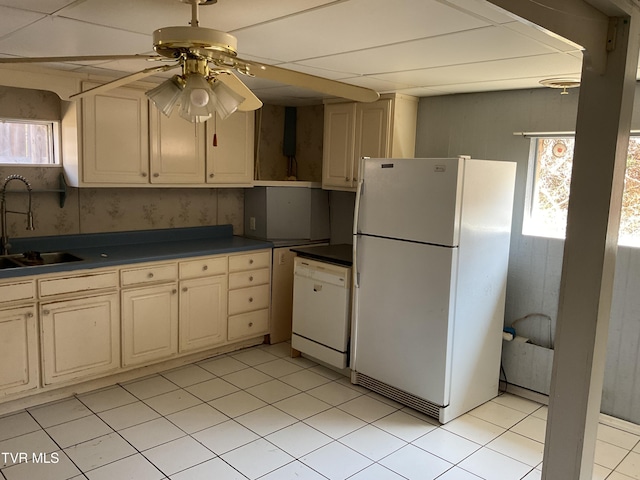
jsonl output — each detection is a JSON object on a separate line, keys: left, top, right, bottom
{"left": 153, "top": 26, "right": 238, "bottom": 58}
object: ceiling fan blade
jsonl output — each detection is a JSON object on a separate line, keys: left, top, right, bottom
{"left": 215, "top": 72, "right": 263, "bottom": 111}
{"left": 69, "top": 64, "right": 180, "bottom": 100}
{"left": 237, "top": 58, "right": 380, "bottom": 103}
{"left": 0, "top": 54, "right": 161, "bottom": 64}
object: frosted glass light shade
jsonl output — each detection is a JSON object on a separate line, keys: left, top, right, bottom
{"left": 179, "top": 74, "right": 218, "bottom": 123}
{"left": 146, "top": 76, "right": 183, "bottom": 117}
{"left": 211, "top": 81, "right": 245, "bottom": 119}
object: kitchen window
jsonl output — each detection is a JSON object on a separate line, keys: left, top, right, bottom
{"left": 0, "top": 118, "right": 60, "bottom": 165}
{"left": 524, "top": 136, "right": 640, "bottom": 247}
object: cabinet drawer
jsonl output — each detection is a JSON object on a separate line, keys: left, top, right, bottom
{"left": 229, "top": 250, "right": 270, "bottom": 272}
{"left": 121, "top": 263, "right": 177, "bottom": 286}
{"left": 179, "top": 256, "right": 227, "bottom": 279}
{"left": 229, "top": 268, "right": 270, "bottom": 290}
{"left": 0, "top": 280, "right": 35, "bottom": 304}
{"left": 228, "top": 284, "right": 270, "bottom": 315}
{"left": 39, "top": 271, "right": 118, "bottom": 297}
{"left": 228, "top": 309, "right": 269, "bottom": 340}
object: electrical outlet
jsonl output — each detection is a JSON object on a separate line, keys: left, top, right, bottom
{"left": 249, "top": 217, "right": 256, "bottom": 230}
{"left": 279, "top": 252, "right": 286, "bottom": 265}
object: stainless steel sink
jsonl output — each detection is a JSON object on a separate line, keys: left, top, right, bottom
{"left": 1, "top": 251, "right": 83, "bottom": 268}
{"left": 0, "top": 256, "right": 21, "bottom": 269}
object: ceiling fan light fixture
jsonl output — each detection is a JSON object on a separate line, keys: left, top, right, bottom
{"left": 179, "top": 73, "right": 218, "bottom": 122}
{"left": 210, "top": 79, "right": 245, "bottom": 119}
{"left": 146, "top": 75, "right": 184, "bottom": 117}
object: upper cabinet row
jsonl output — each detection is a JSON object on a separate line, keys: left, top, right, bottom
{"left": 322, "top": 93, "right": 418, "bottom": 191}
{"left": 64, "top": 83, "right": 254, "bottom": 188}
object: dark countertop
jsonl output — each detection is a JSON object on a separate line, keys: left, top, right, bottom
{"left": 290, "top": 244, "right": 353, "bottom": 267}
{"left": 0, "top": 225, "right": 273, "bottom": 280}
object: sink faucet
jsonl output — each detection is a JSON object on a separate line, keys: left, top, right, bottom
{"left": 1, "top": 174, "right": 35, "bottom": 255}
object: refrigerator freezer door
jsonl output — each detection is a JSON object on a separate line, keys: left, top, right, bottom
{"left": 356, "top": 157, "right": 463, "bottom": 247}
{"left": 352, "top": 234, "right": 456, "bottom": 406}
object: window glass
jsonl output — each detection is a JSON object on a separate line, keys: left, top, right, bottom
{"left": 0, "top": 119, "right": 57, "bottom": 165}
{"left": 525, "top": 136, "right": 640, "bottom": 247}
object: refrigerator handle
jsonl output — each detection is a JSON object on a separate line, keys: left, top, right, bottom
{"left": 352, "top": 176, "right": 364, "bottom": 289}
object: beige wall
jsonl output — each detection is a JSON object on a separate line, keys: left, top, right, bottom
{"left": 256, "top": 104, "right": 323, "bottom": 182}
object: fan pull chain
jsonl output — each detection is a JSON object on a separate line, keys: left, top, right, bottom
{"left": 213, "top": 115, "right": 218, "bottom": 146}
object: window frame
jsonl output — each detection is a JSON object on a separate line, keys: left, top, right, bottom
{"left": 523, "top": 133, "right": 640, "bottom": 247}
{"left": 0, "top": 117, "right": 61, "bottom": 166}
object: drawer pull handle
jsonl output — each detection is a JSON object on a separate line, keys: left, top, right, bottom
{"left": 182, "top": 287, "right": 188, "bottom": 292}
{"left": 248, "top": 297, "right": 254, "bottom": 303}
{"left": 249, "top": 322, "right": 253, "bottom": 327}
{"left": 148, "top": 273, "right": 154, "bottom": 278}
{"left": 249, "top": 276, "right": 254, "bottom": 282}
{"left": 202, "top": 265, "right": 208, "bottom": 271}
{"left": 249, "top": 259, "right": 254, "bottom": 264}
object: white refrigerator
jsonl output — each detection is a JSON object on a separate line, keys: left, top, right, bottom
{"left": 351, "top": 156, "right": 516, "bottom": 423}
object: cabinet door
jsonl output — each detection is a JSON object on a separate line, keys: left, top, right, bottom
{"left": 0, "top": 306, "right": 38, "bottom": 396}
{"left": 122, "top": 284, "right": 178, "bottom": 367}
{"left": 354, "top": 99, "right": 391, "bottom": 183}
{"left": 179, "top": 275, "right": 227, "bottom": 353}
{"left": 41, "top": 294, "right": 120, "bottom": 385}
{"left": 322, "top": 102, "right": 356, "bottom": 189}
{"left": 149, "top": 105, "right": 206, "bottom": 184}
{"left": 82, "top": 83, "right": 149, "bottom": 184}
{"left": 206, "top": 111, "right": 254, "bottom": 185}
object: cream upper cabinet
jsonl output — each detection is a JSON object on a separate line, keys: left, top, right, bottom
{"left": 0, "top": 305, "right": 38, "bottom": 397}
{"left": 149, "top": 104, "right": 206, "bottom": 184}
{"left": 82, "top": 83, "right": 150, "bottom": 184}
{"left": 322, "top": 93, "right": 418, "bottom": 191}
{"left": 206, "top": 111, "right": 255, "bottom": 185}
{"left": 40, "top": 293, "right": 120, "bottom": 385}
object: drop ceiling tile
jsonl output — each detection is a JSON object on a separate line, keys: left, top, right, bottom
{"left": 343, "top": 75, "right": 417, "bottom": 92}
{"left": 0, "top": 0, "right": 76, "bottom": 14}
{"left": 0, "top": 16, "right": 152, "bottom": 58}
{"left": 301, "top": 25, "right": 559, "bottom": 75}
{"left": 442, "top": 0, "right": 515, "bottom": 24}
{"left": 369, "top": 53, "right": 582, "bottom": 87}
{"left": 503, "top": 21, "right": 582, "bottom": 52}
{"left": 235, "top": 0, "right": 491, "bottom": 62}
{"left": 435, "top": 78, "right": 557, "bottom": 94}
{"left": 277, "top": 62, "right": 357, "bottom": 81}
{"left": 0, "top": 6, "right": 44, "bottom": 38}
{"left": 396, "top": 86, "right": 450, "bottom": 97}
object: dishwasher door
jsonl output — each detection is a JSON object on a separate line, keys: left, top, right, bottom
{"left": 292, "top": 257, "right": 351, "bottom": 367}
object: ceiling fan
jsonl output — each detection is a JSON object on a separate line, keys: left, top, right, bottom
{"left": 0, "top": 0, "right": 380, "bottom": 122}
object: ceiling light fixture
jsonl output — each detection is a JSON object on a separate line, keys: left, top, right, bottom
{"left": 146, "top": 58, "right": 245, "bottom": 123}
{"left": 539, "top": 77, "right": 580, "bottom": 95}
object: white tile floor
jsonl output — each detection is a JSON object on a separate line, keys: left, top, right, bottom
{"left": 1, "top": 342, "right": 639, "bottom": 480}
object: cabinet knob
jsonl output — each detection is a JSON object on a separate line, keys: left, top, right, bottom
{"left": 248, "top": 297, "right": 254, "bottom": 303}
{"left": 148, "top": 272, "right": 154, "bottom": 278}
{"left": 346, "top": 177, "right": 351, "bottom": 181}
{"left": 209, "top": 173, "right": 215, "bottom": 178}
{"left": 172, "top": 289, "right": 177, "bottom": 294}
{"left": 249, "top": 259, "right": 254, "bottom": 265}
{"left": 248, "top": 322, "right": 254, "bottom": 327}
{"left": 26, "top": 312, "right": 34, "bottom": 318}
{"left": 202, "top": 265, "right": 208, "bottom": 271}
{"left": 42, "top": 310, "right": 50, "bottom": 315}
{"left": 249, "top": 276, "right": 254, "bottom": 282}
{"left": 153, "top": 173, "right": 160, "bottom": 178}
{"left": 182, "top": 287, "right": 188, "bottom": 292}
{"left": 141, "top": 172, "right": 148, "bottom": 177}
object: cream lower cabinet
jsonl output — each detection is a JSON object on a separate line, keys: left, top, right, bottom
{"left": 0, "top": 305, "right": 38, "bottom": 397}
{"left": 121, "top": 263, "right": 179, "bottom": 367}
{"left": 178, "top": 255, "right": 228, "bottom": 353}
{"left": 228, "top": 250, "right": 271, "bottom": 341}
{"left": 41, "top": 293, "right": 120, "bottom": 385}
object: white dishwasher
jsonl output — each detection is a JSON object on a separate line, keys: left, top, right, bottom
{"left": 291, "top": 256, "right": 351, "bottom": 368}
